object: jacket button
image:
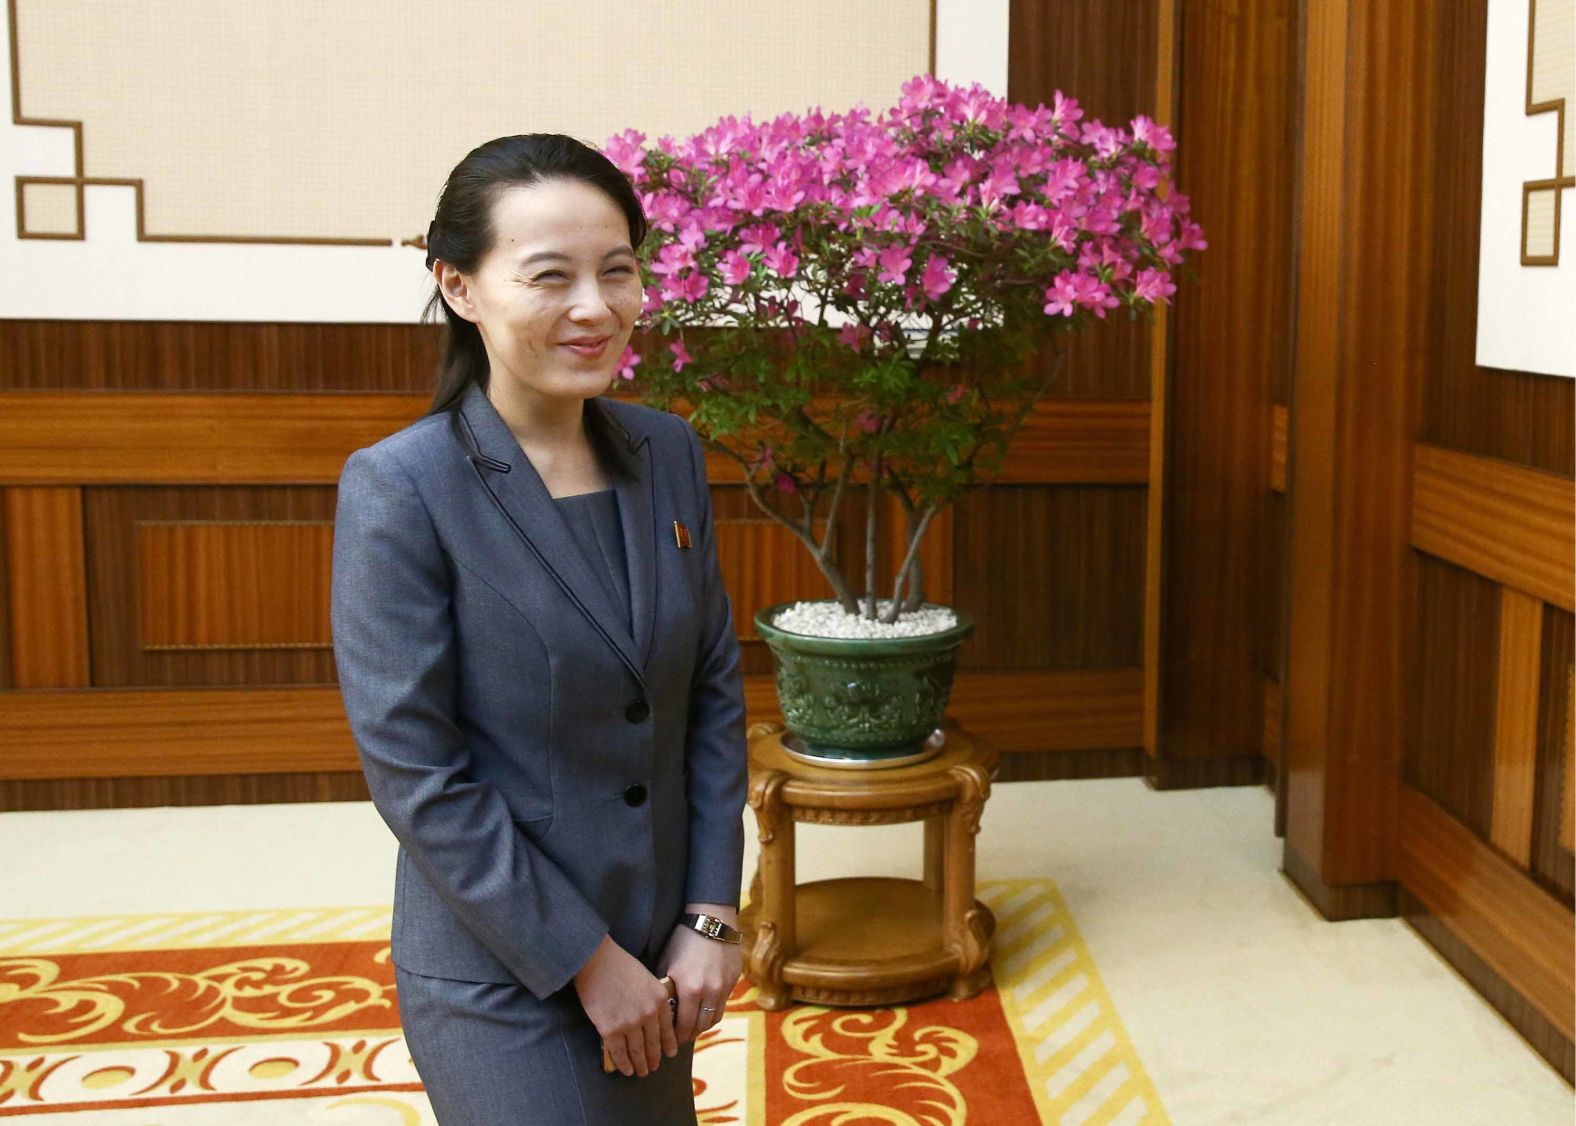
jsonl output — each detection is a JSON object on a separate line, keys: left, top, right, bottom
{"left": 625, "top": 699, "right": 650, "bottom": 723}
{"left": 623, "top": 783, "right": 648, "bottom": 807}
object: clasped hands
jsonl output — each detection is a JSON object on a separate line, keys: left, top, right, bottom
{"left": 572, "top": 903, "right": 743, "bottom": 1078}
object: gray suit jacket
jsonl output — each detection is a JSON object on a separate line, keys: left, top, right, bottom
{"left": 331, "top": 383, "right": 747, "bottom": 1000}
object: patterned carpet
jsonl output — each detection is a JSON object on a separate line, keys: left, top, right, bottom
{"left": 0, "top": 879, "right": 1166, "bottom": 1124}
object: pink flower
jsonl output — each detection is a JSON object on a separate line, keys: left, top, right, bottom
{"left": 774, "top": 472, "right": 798, "bottom": 494}
{"left": 838, "top": 323, "right": 872, "bottom": 350}
{"left": 676, "top": 273, "right": 710, "bottom": 302}
{"left": 1133, "top": 268, "right": 1177, "bottom": 305}
{"left": 669, "top": 340, "right": 692, "bottom": 371}
{"left": 615, "top": 346, "right": 641, "bottom": 381}
{"left": 920, "top": 255, "right": 955, "bottom": 301}
{"left": 944, "top": 383, "right": 967, "bottom": 404}
{"left": 1043, "top": 269, "right": 1118, "bottom": 318}
{"left": 660, "top": 272, "right": 710, "bottom": 304}
{"left": 763, "top": 243, "right": 800, "bottom": 278}
{"left": 855, "top": 408, "right": 882, "bottom": 433}
{"left": 1044, "top": 274, "right": 1079, "bottom": 318}
{"left": 720, "top": 249, "right": 752, "bottom": 287}
{"left": 648, "top": 242, "right": 696, "bottom": 276}
{"left": 601, "top": 128, "right": 647, "bottom": 178}
{"left": 1130, "top": 115, "right": 1177, "bottom": 153}
{"left": 1011, "top": 202, "right": 1051, "bottom": 231}
{"left": 877, "top": 244, "right": 913, "bottom": 285}
{"left": 1177, "top": 220, "right": 1208, "bottom": 251}
{"left": 738, "top": 223, "right": 781, "bottom": 255}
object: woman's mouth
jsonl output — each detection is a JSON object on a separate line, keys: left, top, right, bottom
{"left": 559, "top": 337, "right": 610, "bottom": 359}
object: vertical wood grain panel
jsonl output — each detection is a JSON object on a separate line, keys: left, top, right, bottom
{"left": 1008, "top": 0, "right": 1156, "bottom": 402}
{"left": 0, "top": 496, "right": 11, "bottom": 689}
{"left": 1562, "top": 664, "right": 1574, "bottom": 855}
{"left": 0, "top": 321, "right": 442, "bottom": 391}
{"left": 1286, "top": 0, "right": 1435, "bottom": 892}
{"left": 1408, "top": 557, "right": 1500, "bottom": 842}
{"left": 880, "top": 498, "right": 953, "bottom": 609}
{"left": 3, "top": 487, "right": 89, "bottom": 687}
{"left": 1491, "top": 587, "right": 1544, "bottom": 865}
{"left": 139, "top": 522, "right": 335, "bottom": 650}
{"left": 1533, "top": 606, "right": 1574, "bottom": 902}
{"left": 717, "top": 517, "right": 833, "bottom": 642}
{"left": 83, "top": 487, "right": 341, "bottom": 688}
{"left": 1161, "top": 0, "right": 1298, "bottom": 775}
{"left": 954, "top": 486, "right": 1147, "bottom": 672}
{"left": 1143, "top": 0, "right": 1179, "bottom": 761}
{"left": 1284, "top": 0, "right": 1349, "bottom": 871}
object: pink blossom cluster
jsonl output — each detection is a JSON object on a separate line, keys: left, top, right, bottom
{"left": 606, "top": 75, "right": 1204, "bottom": 380}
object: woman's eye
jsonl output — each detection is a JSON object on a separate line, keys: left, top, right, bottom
{"left": 605, "top": 265, "right": 634, "bottom": 276}
{"left": 534, "top": 271, "right": 567, "bottom": 282}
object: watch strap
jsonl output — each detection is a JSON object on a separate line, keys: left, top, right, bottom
{"left": 681, "top": 911, "right": 743, "bottom": 944}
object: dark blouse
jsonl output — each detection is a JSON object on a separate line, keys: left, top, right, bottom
{"left": 551, "top": 487, "right": 631, "bottom": 636}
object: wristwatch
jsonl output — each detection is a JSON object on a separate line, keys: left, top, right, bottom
{"left": 681, "top": 912, "right": 743, "bottom": 944}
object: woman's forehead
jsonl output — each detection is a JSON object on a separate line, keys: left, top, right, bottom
{"left": 489, "top": 180, "right": 629, "bottom": 257}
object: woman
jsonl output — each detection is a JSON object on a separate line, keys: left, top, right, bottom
{"left": 331, "top": 134, "right": 747, "bottom": 1125}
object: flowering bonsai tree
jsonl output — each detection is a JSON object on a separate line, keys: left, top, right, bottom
{"left": 604, "top": 75, "right": 1205, "bottom": 625}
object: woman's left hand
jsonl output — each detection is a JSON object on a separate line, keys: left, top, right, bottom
{"left": 657, "top": 910, "right": 743, "bottom": 1044}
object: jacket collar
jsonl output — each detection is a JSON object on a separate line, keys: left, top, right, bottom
{"left": 456, "top": 383, "right": 658, "bottom": 688}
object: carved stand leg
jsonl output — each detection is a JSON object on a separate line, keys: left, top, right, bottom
{"left": 923, "top": 814, "right": 944, "bottom": 892}
{"left": 943, "top": 762, "right": 994, "bottom": 1000}
{"left": 745, "top": 770, "right": 794, "bottom": 1010}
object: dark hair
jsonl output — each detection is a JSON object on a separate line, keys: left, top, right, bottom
{"left": 422, "top": 134, "right": 648, "bottom": 461}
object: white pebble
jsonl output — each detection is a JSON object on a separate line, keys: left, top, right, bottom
{"left": 767, "top": 598, "right": 960, "bottom": 639}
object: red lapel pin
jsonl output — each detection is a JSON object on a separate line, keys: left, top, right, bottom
{"left": 673, "top": 521, "right": 692, "bottom": 549}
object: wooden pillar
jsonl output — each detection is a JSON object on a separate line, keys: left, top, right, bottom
{"left": 1282, "top": 0, "right": 1438, "bottom": 917}
{"left": 1148, "top": 0, "right": 1300, "bottom": 788}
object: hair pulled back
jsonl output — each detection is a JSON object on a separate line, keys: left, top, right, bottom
{"left": 423, "top": 133, "right": 648, "bottom": 417}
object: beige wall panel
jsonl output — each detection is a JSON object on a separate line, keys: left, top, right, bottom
{"left": 1529, "top": 0, "right": 1574, "bottom": 173}
{"left": 3, "top": 487, "right": 89, "bottom": 687}
{"left": 139, "top": 522, "right": 334, "bottom": 650}
{"left": 13, "top": 0, "right": 928, "bottom": 242}
{"left": 18, "top": 180, "right": 80, "bottom": 237}
{"left": 1491, "top": 587, "right": 1545, "bottom": 865}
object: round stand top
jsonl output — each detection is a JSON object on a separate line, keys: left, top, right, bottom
{"left": 746, "top": 718, "right": 999, "bottom": 812}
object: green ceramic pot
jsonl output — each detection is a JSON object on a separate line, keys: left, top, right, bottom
{"left": 753, "top": 600, "right": 975, "bottom": 767}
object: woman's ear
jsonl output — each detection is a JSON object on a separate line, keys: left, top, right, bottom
{"left": 434, "top": 261, "right": 481, "bottom": 324}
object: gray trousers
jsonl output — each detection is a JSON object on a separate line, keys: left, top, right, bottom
{"left": 395, "top": 966, "right": 699, "bottom": 1125}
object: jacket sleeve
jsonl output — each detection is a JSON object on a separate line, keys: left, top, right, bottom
{"left": 331, "top": 446, "right": 608, "bottom": 999}
{"left": 676, "top": 416, "right": 749, "bottom": 907}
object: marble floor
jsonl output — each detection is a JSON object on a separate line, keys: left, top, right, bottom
{"left": 0, "top": 777, "right": 1570, "bottom": 1124}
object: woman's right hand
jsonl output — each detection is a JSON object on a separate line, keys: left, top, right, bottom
{"left": 572, "top": 934, "right": 678, "bottom": 1077}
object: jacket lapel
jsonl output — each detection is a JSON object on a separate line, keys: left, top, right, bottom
{"left": 457, "top": 385, "right": 656, "bottom": 683}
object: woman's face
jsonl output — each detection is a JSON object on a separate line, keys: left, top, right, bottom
{"left": 439, "top": 178, "right": 642, "bottom": 410}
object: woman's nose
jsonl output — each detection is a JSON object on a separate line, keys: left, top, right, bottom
{"left": 567, "top": 279, "right": 614, "bottom": 322}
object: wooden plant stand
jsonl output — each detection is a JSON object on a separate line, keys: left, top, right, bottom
{"left": 738, "top": 718, "right": 1000, "bottom": 1009}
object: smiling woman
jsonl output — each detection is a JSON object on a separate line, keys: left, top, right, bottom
{"left": 330, "top": 134, "right": 749, "bottom": 1125}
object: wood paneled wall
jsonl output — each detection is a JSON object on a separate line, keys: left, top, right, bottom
{"left": 1157, "top": 0, "right": 1299, "bottom": 789}
{"left": 1279, "top": 0, "right": 1574, "bottom": 1079}
{"left": 1, "top": 2, "right": 1232, "bottom": 809}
